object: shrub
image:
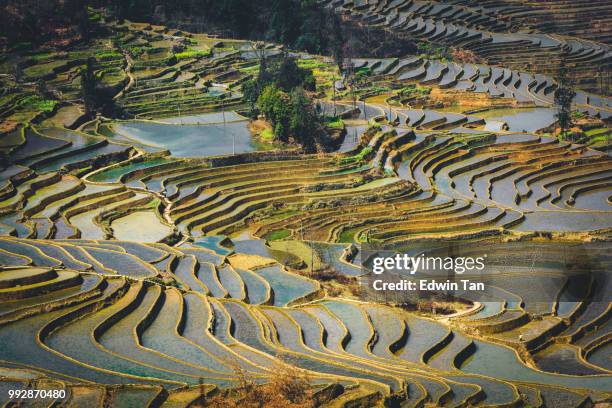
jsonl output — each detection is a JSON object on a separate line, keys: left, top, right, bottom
{"left": 450, "top": 47, "right": 481, "bottom": 64}
{"left": 399, "top": 84, "right": 431, "bottom": 98}
{"left": 260, "top": 128, "right": 274, "bottom": 140}
{"left": 324, "top": 116, "right": 344, "bottom": 130}
{"left": 369, "top": 122, "right": 382, "bottom": 131}
{"left": 204, "top": 362, "right": 313, "bottom": 408}
{"left": 88, "top": 12, "right": 102, "bottom": 22}
{"left": 368, "top": 118, "right": 383, "bottom": 127}
{"left": 417, "top": 41, "right": 451, "bottom": 61}
{"left": 339, "top": 146, "right": 373, "bottom": 165}
{"left": 355, "top": 66, "right": 371, "bottom": 77}
{"left": 126, "top": 46, "right": 150, "bottom": 58}
{"left": 310, "top": 268, "right": 354, "bottom": 284}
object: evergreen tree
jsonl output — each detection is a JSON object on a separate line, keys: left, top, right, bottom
{"left": 289, "top": 88, "right": 323, "bottom": 152}
{"left": 81, "top": 57, "right": 98, "bottom": 116}
{"left": 242, "top": 80, "right": 259, "bottom": 117}
{"left": 328, "top": 10, "right": 344, "bottom": 69}
{"left": 554, "top": 63, "right": 576, "bottom": 140}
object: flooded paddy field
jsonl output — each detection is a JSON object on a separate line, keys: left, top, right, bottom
{"left": 0, "top": 7, "right": 610, "bottom": 407}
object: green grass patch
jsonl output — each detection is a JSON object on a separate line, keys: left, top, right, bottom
{"left": 260, "top": 128, "right": 274, "bottom": 140}
{"left": 96, "top": 51, "right": 123, "bottom": 61}
{"left": 23, "top": 60, "right": 67, "bottom": 79}
{"left": 591, "top": 134, "right": 611, "bottom": 144}
{"left": 324, "top": 117, "right": 344, "bottom": 130}
{"left": 264, "top": 229, "right": 291, "bottom": 241}
{"left": 68, "top": 50, "right": 96, "bottom": 60}
{"left": 356, "top": 66, "right": 371, "bottom": 76}
{"left": 339, "top": 146, "right": 373, "bottom": 165}
{"left": 239, "top": 64, "right": 260, "bottom": 75}
{"left": 585, "top": 127, "right": 609, "bottom": 137}
{"left": 353, "top": 86, "right": 390, "bottom": 97}
{"left": 146, "top": 198, "right": 161, "bottom": 209}
{"left": 339, "top": 227, "right": 359, "bottom": 243}
{"left": 297, "top": 58, "right": 328, "bottom": 70}
{"left": 263, "top": 209, "right": 300, "bottom": 223}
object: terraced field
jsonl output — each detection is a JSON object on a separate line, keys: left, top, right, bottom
{"left": 320, "top": 0, "right": 612, "bottom": 93}
{"left": 0, "top": 7, "right": 610, "bottom": 408}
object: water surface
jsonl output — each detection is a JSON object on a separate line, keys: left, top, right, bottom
{"left": 479, "top": 108, "right": 557, "bottom": 132}
{"left": 113, "top": 114, "right": 257, "bottom": 158}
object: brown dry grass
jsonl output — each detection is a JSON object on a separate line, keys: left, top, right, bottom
{"left": 200, "top": 363, "right": 314, "bottom": 408}
{"left": 0, "top": 120, "right": 17, "bottom": 133}
{"left": 248, "top": 119, "right": 270, "bottom": 133}
{"left": 227, "top": 253, "right": 276, "bottom": 270}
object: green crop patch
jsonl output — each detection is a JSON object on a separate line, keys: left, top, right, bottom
{"left": 18, "top": 95, "right": 58, "bottom": 113}
{"left": 174, "top": 49, "right": 211, "bottom": 60}
{"left": 95, "top": 51, "right": 123, "bottom": 61}
{"left": 264, "top": 229, "right": 291, "bottom": 241}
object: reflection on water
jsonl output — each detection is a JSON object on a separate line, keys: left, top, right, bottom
{"left": 463, "top": 340, "right": 611, "bottom": 391}
{"left": 113, "top": 113, "right": 257, "bottom": 158}
{"left": 513, "top": 211, "right": 612, "bottom": 232}
{"left": 155, "top": 111, "right": 245, "bottom": 125}
{"left": 479, "top": 108, "right": 557, "bottom": 132}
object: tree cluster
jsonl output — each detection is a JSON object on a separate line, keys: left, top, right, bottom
{"left": 243, "top": 53, "right": 316, "bottom": 114}
{"left": 100, "top": 0, "right": 344, "bottom": 57}
{"left": 257, "top": 85, "right": 327, "bottom": 152}
{"left": 80, "top": 56, "right": 118, "bottom": 117}
{"left": 1, "top": 0, "right": 94, "bottom": 46}
{"left": 243, "top": 55, "right": 328, "bottom": 152}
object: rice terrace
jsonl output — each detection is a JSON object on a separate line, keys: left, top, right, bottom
{"left": 0, "top": 0, "right": 611, "bottom": 406}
